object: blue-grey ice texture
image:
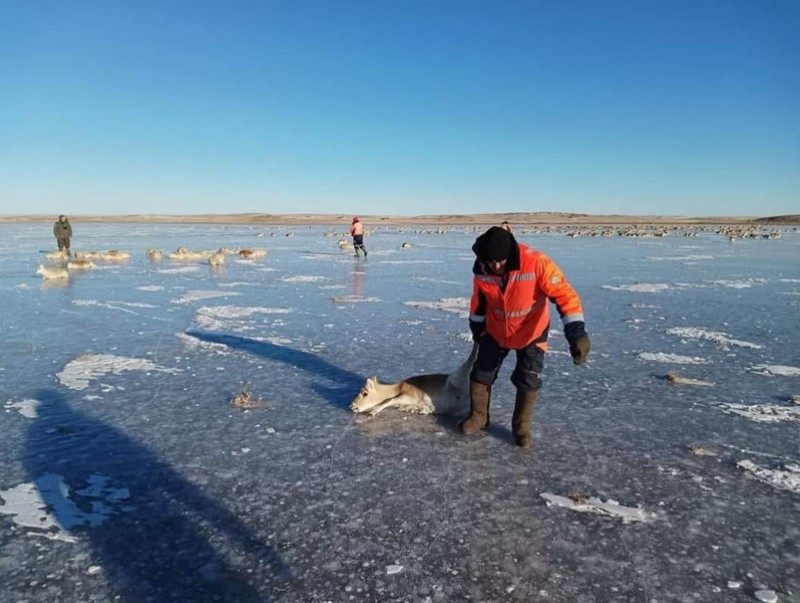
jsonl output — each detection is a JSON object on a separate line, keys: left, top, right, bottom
{"left": 1, "top": 222, "right": 799, "bottom": 602}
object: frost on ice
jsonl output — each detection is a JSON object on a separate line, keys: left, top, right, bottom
{"left": 737, "top": 460, "right": 800, "bottom": 495}
{"left": 540, "top": 493, "right": 659, "bottom": 524}
{"left": 0, "top": 474, "right": 131, "bottom": 542}
{"left": 720, "top": 403, "right": 800, "bottom": 423}
{"left": 749, "top": 364, "right": 800, "bottom": 377}
{"left": 57, "top": 354, "right": 182, "bottom": 391}
{"left": 404, "top": 297, "right": 470, "bottom": 318}
{"left": 637, "top": 352, "right": 709, "bottom": 365}
{"left": 4, "top": 399, "right": 42, "bottom": 419}
{"left": 665, "top": 326, "right": 762, "bottom": 349}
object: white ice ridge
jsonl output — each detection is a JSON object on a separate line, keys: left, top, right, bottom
{"left": 720, "top": 403, "right": 800, "bottom": 423}
{"left": 73, "top": 300, "right": 158, "bottom": 314}
{"left": 136, "top": 285, "right": 165, "bottom": 291}
{"left": 666, "top": 326, "right": 762, "bottom": 349}
{"left": 540, "top": 493, "right": 658, "bottom": 524}
{"left": 404, "top": 297, "right": 470, "bottom": 318}
{"left": 57, "top": 354, "right": 182, "bottom": 391}
{"left": 171, "top": 290, "right": 241, "bottom": 304}
{"left": 0, "top": 474, "right": 130, "bottom": 542}
{"left": 601, "top": 283, "right": 670, "bottom": 293}
{"left": 710, "top": 278, "right": 765, "bottom": 289}
{"left": 737, "top": 460, "right": 800, "bottom": 495}
{"left": 176, "top": 332, "right": 230, "bottom": 354}
{"left": 195, "top": 305, "right": 293, "bottom": 331}
{"left": 648, "top": 255, "right": 715, "bottom": 261}
{"left": 280, "top": 275, "right": 328, "bottom": 283}
{"left": 749, "top": 364, "right": 800, "bottom": 377}
{"left": 4, "top": 399, "right": 42, "bottom": 419}
{"left": 157, "top": 266, "right": 200, "bottom": 273}
{"left": 331, "top": 295, "right": 381, "bottom": 303}
{"left": 637, "top": 352, "right": 709, "bottom": 365}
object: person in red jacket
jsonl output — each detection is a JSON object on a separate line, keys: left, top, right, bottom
{"left": 349, "top": 216, "right": 367, "bottom": 257}
{"left": 462, "top": 226, "right": 591, "bottom": 447}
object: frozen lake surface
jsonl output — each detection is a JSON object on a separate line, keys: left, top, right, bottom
{"left": 1, "top": 222, "right": 799, "bottom": 602}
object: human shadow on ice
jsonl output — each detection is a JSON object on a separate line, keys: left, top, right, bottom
{"left": 186, "top": 330, "right": 363, "bottom": 410}
{"left": 24, "top": 388, "right": 295, "bottom": 601}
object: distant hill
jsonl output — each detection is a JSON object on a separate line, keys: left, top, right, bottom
{"left": 754, "top": 215, "right": 800, "bottom": 224}
{"left": 0, "top": 212, "right": 796, "bottom": 226}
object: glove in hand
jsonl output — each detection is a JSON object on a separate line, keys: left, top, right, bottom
{"left": 469, "top": 319, "right": 485, "bottom": 342}
{"left": 569, "top": 335, "right": 591, "bottom": 365}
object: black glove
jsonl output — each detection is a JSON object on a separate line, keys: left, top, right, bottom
{"left": 469, "top": 319, "right": 485, "bottom": 342}
{"left": 564, "top": 321, "right": 591, "bottom": 366}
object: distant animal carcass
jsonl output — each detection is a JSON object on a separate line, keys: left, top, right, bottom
{"left": 36, "top": 263, "right": 69, "bottom": 280}
{"left": 238, "top": 248, "right": 267, "bottom": 259}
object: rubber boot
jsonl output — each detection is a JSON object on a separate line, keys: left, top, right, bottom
{"left": 459, "top": 381, "right": 491, "bottom": 434}
{"left": 512, "top": 389, "right": 539, "bottom": 447}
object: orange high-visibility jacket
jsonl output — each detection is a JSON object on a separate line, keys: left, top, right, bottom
{"left": 470, "top": 242, "right": 584, "bottom": 350}
{"left": 350, "top": 222, "right": 363, "bottom": 236}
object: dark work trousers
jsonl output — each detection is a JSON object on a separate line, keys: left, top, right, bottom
{"left": 352, "top": 234, "right": 366, "bottom": 254}
{"left": 56, "top": 237, "right": 70, "bottom": 251}
{"left": 470, "top": 333, "right": 545, "bottom": 392}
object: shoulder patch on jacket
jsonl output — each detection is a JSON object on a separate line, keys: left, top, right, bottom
{"left": 550, "top": 275, "right": 561, "bottom": 285}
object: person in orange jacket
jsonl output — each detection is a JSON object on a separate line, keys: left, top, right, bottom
{"left": 349, "top": 216, "right": 367, "bottom": 257}
{"left": 461, "top": 226, "right": 590, "bottom": 447}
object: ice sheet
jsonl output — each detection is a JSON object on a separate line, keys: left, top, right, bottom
{"left": 1, "top": 223, "right": 799, "bottom": 601}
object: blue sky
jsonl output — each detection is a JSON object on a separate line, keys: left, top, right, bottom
{"left": 2, "top": 0, "right": 798, "bottom": 217}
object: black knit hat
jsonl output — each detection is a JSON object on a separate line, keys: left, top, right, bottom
{"left": 472, "top": 226, "right": 513, "bottom": 262}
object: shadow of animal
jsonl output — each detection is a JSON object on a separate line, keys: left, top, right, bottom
{"left": 185, "top": 331, "right": 362, "bottom": 409}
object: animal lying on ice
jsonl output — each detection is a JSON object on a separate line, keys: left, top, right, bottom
{"left": 350, "top": 343, "right": 478, "bottom": 416}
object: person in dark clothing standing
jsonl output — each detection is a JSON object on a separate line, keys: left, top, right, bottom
{"left": 53, "top": 215, "right": 72, "bottom": 255}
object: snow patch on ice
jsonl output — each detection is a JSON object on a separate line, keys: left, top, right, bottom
{"left": 158, "top": 266, "right": 200, "bottom": 274}
{"left": 737, "top": 460, "right": 800, "bottom": 495}
{"left": 540, "top": 493, "right": 658, "bottom": 524}
{"left": 404, "top": 297, "right": 470, "bottom": 318}
{"left": 4, "top": 398, "right": 42, "bottom": 419}
{"left": 172, "top": 290, "right": 241, "bottom": 304}
{"left": 749, "top": 364, "right": 800, "bottom": 377}
{"left": 666, "top": 326, "right": 762, "bottom": 349}
{"left": 637, "top": 352, "right": 709, "bottom": 365}
{"left": 648, "top": 255, "right": 715, "bottom": 262}
{"left": 73, "top": 300, "right": 158, "bottom": 314}
{"left": 0, "top": 474, "right": 131, "bottom": 542}
{"left": 136, "top": 285, "right": 164, "bottom": 292}
{"left": 331, "top": 295, "right": 381, "bottom": 303}
{"left": 217, "top": 282, "right": 257, "bottom": 288}
{"left": 176, "top": 332, "right": 230, "bottom": 354}
{"left": 280, "top": 275, "right": 328, "bottom": 283}
{"left": 711, "top": 278, "right": 765, "bottom": 289}
{"left": 720, "top": 403, "right": 800, "bottom": 423}
{"left": 195, "top": 305, "right": 293, "bottom": 331}
{"left": 601, "top": 283, "right": 671, "bottom": 293}
{"left": 57, "top": 354, "right": 182, "bottom": 391}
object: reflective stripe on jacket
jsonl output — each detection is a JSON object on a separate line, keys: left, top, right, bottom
{"left": 469, "top": 243, "right": 584, "bottom": 350}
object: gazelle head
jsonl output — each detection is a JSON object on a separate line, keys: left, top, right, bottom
{"left": 350, "top": 376, "right": 383, "bottom": 413}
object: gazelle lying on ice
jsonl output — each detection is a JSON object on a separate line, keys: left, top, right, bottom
{"left": 350, "top": 342, "right": 478, "bottom": 416}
